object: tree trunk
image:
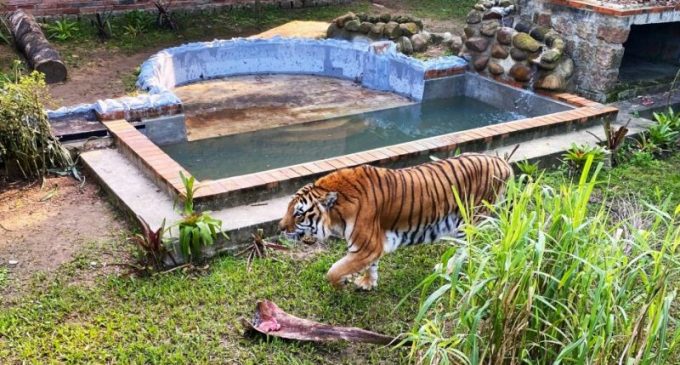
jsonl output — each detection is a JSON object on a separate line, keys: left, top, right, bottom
{"left": 7, "top": 10, "right": 67, "bottom": 84}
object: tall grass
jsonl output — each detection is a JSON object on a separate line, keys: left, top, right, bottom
{"left": 408, "top": 159, "right": 680, "bottom": 364}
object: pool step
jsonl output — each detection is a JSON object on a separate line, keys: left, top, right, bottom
{"left": 81, "top": 148, "right": 288, "bottom": 246}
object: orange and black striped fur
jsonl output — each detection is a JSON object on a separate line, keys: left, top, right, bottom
{"left": 278, "top": 153, "right": 513, "bottom": 290}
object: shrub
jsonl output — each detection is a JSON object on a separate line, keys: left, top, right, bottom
{"left": 408, "top": 159, "right": 680, "bottom": 364}
{"left": 0, "top": 72, "right": 72, "bottom": 179}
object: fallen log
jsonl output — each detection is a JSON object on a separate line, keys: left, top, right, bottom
{"left": 7, "top": 10, "right": 67, "bottom": 83}
{"left": 244, "top": 300, "right": 407, "bottom": 346}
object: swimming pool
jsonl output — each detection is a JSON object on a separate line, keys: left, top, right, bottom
{"left": 161, "top": 96, "right": 527, "bottom": 180}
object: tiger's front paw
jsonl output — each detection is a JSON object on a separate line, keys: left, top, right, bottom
{"left": 327, "top": 272, "right": 350, "bottom": 289}
{"left": 354, "top": 272, "right": 378, "bottom": 291}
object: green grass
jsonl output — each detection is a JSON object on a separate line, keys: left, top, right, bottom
{"left": 2, "top": 155, "right": 680, "bottom": 364}
{"left": 410, "top": 160, "right": 680, "bottom": 364}
{"left": 0, "top": 268, "right": 7, "bottom": 289}
{"left": 0, "top": 241, "right": 446, "bottom": 364}
{"left": 393, "top": 0, "right": 477, "bottom": 21}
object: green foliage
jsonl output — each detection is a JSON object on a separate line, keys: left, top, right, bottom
{"left": 0, "top": 22, "right": 10, "bottom": 45}
{"left": 516, "top": 159, "right": 540, "bottom": 178}
{"left": 0, "top": 72, "right": 73, "bottom": 179}
{"left": 562, "top": 143, "right": 606, "bottom": 170}
{"left": 0, "top": 60, "right": 27, "bottom": 86}
{"left": 409, "top": 159, "right": 680, "bottom": 364}
{"left": 647, "top": 120, "right": 679, "bottom": 152}
{"left": 45, "top": 19, "right": 80, "bottom": 41}
{"left": 172, "top": 172, "right": 226, "bottom": 261}
{"left": 653, "top": 107, "right": 680, "bottom": 131}
{"left": 122, "top": 10, "right": 154, "bottom": 38}
{"left": 629, "top": 149, "right": 656, "bottom": 167}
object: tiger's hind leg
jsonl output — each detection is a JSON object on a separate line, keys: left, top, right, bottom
{"left": 327, "top": 251, "right": 381, "bottom": 289}
{"left": 354, "top": 261, "right": 379, "bottom": 291}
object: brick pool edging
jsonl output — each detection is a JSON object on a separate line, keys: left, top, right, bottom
{"left": 103, "top": 92, "right": 618, "bottom": 210}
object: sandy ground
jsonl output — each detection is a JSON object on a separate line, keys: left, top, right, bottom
{"left": 176, "top": 74, "right": 413, "bottom": 140}
{"left": 0, "top": 177, "right": 127, "bottom": 303}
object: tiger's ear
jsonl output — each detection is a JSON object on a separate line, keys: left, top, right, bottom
{"left": 321, "top": 191, "right": 338, "bottom": 210}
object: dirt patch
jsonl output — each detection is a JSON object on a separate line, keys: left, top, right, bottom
{"left": 0, "top": 176, "right": 128, "bottom": 302}
{"left": 47, "top": 47, "right": 155, "bottom": 107}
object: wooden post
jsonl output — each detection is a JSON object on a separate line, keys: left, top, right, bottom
{"left": 7, "top": 10, "right": 67, "bottom": 84}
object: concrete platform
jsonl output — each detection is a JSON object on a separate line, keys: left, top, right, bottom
{"left": 252, "top": 20, "right": 330, "bottom": 39}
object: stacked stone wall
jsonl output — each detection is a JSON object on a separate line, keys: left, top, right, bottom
{"left": 460, "top": 0, "right": 575, "bottom": 91}
{"left": 326, "top": 12, "right": 463, "bottom": 56}
{"left": 518, "top": 0, "right": 680, "bottom": 101}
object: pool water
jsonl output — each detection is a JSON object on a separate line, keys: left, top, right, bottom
{"left": 161, "top": 96, "right": 527, "bottom": 180}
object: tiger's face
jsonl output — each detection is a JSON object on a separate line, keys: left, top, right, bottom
{"left": 279, "top": 184, "right": 337, "bottom": 244}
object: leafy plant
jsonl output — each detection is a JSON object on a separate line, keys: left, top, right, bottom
{"left": 0, "top": 72, "right": 73, "bottom": 180}
{"left": 45, "top": 19, "right": 79, "bottom": 41}
{"left": 407, "top": 158, "right": 680, "bottom": 364}
{"left": 647, "top": 120, "right": 679, "bottom": 152}
{"left": 654, "top": 107, "right": 680, "bottom": 131}
{"left": 172, "top": 172, "right": 227, "bottom": 262}
{"left": 629, "top": 150, "right": 656, "bottom": 167}
{"left": 0, "top": 18, "right": 11, "bottom": 46}
{"left": 516, "top": 159, "right": 539, "bottom": 179}
{"left": 92, "top": 12, "right": 114, "bottom": 40}
{"left": 122, "top": 10, "right": 153, "bottom": 38}
{"left": 562, "top": 143, "right": 606, "bottom": 170}
{"left": 129, "top": 215, "right": 173, "bottom": 271}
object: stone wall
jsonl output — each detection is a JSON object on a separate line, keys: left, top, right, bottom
{"left": 518, "top": 0, "right": 680, "bottom": 101}
{"left": 460, "top": 0, "right": 575, "bottom": 92}
{"left": 2, "top": 0, "right": 350, "bottom": 17}
{"left": 326, "top": 12, "right": 463, "bottom": 56}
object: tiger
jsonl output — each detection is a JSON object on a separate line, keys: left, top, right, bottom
{"left": 278, "top": 153, "right": 513, "bottom": 290}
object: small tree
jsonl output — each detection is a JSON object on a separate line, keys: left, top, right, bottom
{"left": 0, "top": 71, "right": 72, "bottom": 180}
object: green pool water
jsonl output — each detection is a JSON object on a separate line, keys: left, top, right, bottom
{"left": 161, "top": 96, "right": 527, "bottom": 180}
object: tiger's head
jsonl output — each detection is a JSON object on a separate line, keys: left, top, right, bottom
{"left": 278, "top": 183, "right": 338, "bottom": 244}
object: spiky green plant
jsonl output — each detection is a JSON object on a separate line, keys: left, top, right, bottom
{"left": 172, "top": 172, "right": 227, "bottom": 262}
{"left": 0, "top": 72, "right": 72, "bottom": 179}
{"left": 516, "top": 159, "right": 540, "bottom": 179}
{"left": 44, "top": 19, "right": 80, "bottom": 41}
{"left": 407, "top": 158, "right": 680, "bottom": 364}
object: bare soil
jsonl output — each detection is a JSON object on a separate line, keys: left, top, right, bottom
{"left": 47, "top": 46, "right": 156, "bottom": 107}
{"left": 0, "top": 177, "right": 128, "bottom": 303}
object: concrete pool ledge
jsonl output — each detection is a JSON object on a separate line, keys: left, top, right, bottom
{"left": 101, "top": 91, "right": 618, "bottom": 211}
